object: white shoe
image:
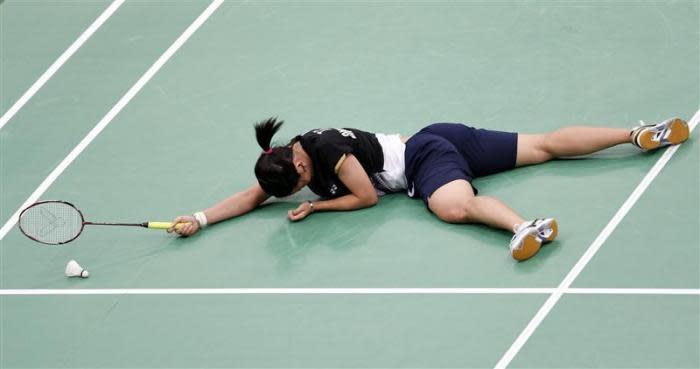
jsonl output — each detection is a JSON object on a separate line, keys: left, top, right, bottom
{"left": 510, "top": 218, "right": 558, "bottom": 261}
{"left": 631, "top": 118, "right": 689, "bottom": 151}
{"left": 529, "top": 218, "right": 558, "bottom": 243}
{"left": 510, "top": 226, "right": 542, "bottom": 261}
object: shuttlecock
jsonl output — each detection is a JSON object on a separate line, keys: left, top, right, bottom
{"left": 65, "top": 260, "right": 89, "bottom": 278}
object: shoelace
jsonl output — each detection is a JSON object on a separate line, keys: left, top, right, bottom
{"left": 511, "top": 222, "right": 537, "bottom": 245}
{"left": 639, "top": 120, "right": 670, "bottom": 143}
{"left": 536, "top": 221, "right": 553, "bottom": 239}
{"left": 522, "top": 219, "right": 553, "bottom": 240}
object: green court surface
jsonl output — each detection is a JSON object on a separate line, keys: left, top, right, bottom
{"left": 1, "top": 1, "right": 698, "bottom": 368}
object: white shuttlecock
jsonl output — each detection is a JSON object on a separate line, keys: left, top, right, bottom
{"left": 65, "top": 260, "right": 89, "bottom": 278}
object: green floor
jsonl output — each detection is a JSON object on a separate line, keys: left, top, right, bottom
{"left": 1, "top": 1, "right": 698, "bottom": 367}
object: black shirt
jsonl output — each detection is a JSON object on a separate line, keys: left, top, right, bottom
{"left": 296, "top": 128, "right": 384, "bottom": 198}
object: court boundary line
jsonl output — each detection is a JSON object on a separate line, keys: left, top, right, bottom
{"left": 494, "top": 109, "right": 700, "bottom": 369}
{"left": 0, "top": 0, "right": 224, "bottom": 241}
{"left": 0, "top": 288, "right": 698, "bottom": 296}
{"left": 0, "top": 0, "right": 125, "bottom": 130}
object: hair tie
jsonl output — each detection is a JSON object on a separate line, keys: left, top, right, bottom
{"left": 264, "top": 148, "right": 273, "bottom": 154}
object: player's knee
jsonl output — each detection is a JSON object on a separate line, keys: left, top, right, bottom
{"left": 539, "top": 134, "right": 556, "bottom": 160}
{"left": 435, "top": 198, "right": 476, "bottom": 224}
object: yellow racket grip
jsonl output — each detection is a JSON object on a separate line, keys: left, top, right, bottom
{"left": 147, "top": 222, "right": 184, "bottom": 230}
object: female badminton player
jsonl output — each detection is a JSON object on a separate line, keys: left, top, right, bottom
{"left": 169, "top": 117, "right": 689, "bottom": 261}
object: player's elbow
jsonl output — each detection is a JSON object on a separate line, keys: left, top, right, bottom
{"left": 361, "top": 193, "right": 379, "bottom": 207}
{"left": 349, "top": 186, "right": 378, "bottom": 208}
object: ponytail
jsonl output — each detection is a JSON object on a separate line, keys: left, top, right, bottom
{"left": 255, "top": 117, "right": 284, "bottom": 153}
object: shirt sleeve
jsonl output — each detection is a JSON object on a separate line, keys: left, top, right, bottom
{"left": 318, "top": 141, "right": 353, "bottom": 174}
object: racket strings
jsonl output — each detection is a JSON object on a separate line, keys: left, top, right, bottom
{"left": 19, "top": 202, "right": 83, "bottom": 244}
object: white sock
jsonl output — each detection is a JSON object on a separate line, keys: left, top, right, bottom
{"left": 513, "top": 222, "right": 525, "bottom": 233}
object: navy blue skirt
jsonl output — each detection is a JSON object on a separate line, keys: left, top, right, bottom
{"left": 404, "top": 123, "right": 518, "bottom": 203}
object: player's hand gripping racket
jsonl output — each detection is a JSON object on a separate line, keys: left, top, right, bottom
{"left": 18, "top": 200, "right": 182, "bottom": 245}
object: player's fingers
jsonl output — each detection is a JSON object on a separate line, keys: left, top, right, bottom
{"left": 291, "top": 210, "right": 308, "bottom": 222}
{"left": 174, "top": 216, "right": 191, "bottom": 224}
{"left": 181, "top": 223, "right": 194, "bottom": 236}
{"left": 169, "top": 216, "right": 187, "bottom": 231}
{"left": 189, "top": 223, "right": 200, "bottom": 236}
{"left": 169, "top": 224, "right": 182, "bottom": 233}
{"left": 168, "top": 218, "right": 182, "bottom": 233}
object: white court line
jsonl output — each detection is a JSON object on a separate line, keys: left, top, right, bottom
{"left": 0, "top": 288, "right": 697, "bottom": 296}
{"left": 566, "top": 288, "right": 700, "bottom": 295}
{"left": 0, "top": 288, "right": 556, "bottom": 296}
{"left": 0, "top": 0, "right": 224, "bottom": 241}
{"left": 0, "top": 0, "right": 125, "bottom": 130}
{"left": 494, "top": 110, "right": 700, "bottom": 369}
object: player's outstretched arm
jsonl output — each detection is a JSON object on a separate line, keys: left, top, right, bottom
{"left": 169, "top": 182, "right": 270, "bottom": 236}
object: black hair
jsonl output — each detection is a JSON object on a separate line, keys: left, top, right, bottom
{"left": 254, "top": 117, "right": 300, "bottom": 197}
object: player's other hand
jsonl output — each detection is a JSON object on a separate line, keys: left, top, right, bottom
{"left": 288, "top": 202, "right": 313, "bottom": 222}
{"left": 168, "top": 215, "right": 200, "bottom": 236}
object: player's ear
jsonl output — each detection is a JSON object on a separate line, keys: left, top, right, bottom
{"left": 293, "top": 159, "right": 304, "bottom": 174}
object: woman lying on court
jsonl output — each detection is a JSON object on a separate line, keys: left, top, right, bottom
{"left": 169, "top": 117, "right": 690, "bottom": 261}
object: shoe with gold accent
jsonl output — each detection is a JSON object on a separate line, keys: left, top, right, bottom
{"left": 510, "top": 225, "right": 542, "bottom": 261}
{"left": 631, "top": 118, "right": 689, "bottom": 151}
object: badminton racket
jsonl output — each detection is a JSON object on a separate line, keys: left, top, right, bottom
{"left": 18, "top": 200, "right": 183, "bottom": 245}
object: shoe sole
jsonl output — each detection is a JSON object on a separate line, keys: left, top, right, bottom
{"left": 638, "top": 118, "right": 689, "bottom": 150}
{"left": 541, "top": 219, "right": 558, "bottom": 243}
{"left": 511, "top": 232, "right": 542, "bottom": 261}
{"left": 637, "top": 130, "right": 660, "bottom": 150}
{"left": 666, "top": 118, "right": 689, "bottom": 145}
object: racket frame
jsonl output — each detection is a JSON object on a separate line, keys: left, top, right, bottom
{"left": 18, "top": 200, "right": 148, "bottom": 245}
